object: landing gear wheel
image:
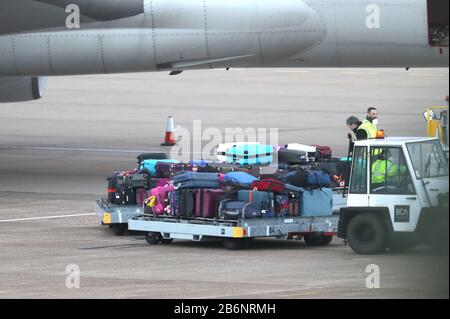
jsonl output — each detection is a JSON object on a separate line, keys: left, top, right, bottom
{"left": 347, "top": 213, "right": 387, "bottom": 255}
{"left": 145, "top": 232, "right": 161, "bottom": 245}
{"left": 223, "top": 238, "right": 246, "bottom": 250}
{"left": 112, "top": 224, "right": 127, "bottom": 236}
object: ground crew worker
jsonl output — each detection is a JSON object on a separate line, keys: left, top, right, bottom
{"left": 371, "top": 150, "right": 407, "bottom": 190}
{"left": 358, "top": 107, "right": 379, "bottom": 139}
{"left": 346, "top": 116, "right": 368, "bottom": 140}
{"left": 346, "top": 116, "right": 368, "bottom": 157}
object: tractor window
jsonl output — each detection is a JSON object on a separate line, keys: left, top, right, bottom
{"left": 370, "top": 147, "right": 415, "bottom": 195}
{"left": 407, "top": 140, "right": 449, "bottom": 179}
{"left": 350, "top": 146, "right": 368, "bottom": 194}
{"left": 428, "top": 0, "right": 449, "bottom": 47}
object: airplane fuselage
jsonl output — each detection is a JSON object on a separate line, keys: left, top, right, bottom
{"left": 0, "top": 0, "right": 448, "bottom": 78}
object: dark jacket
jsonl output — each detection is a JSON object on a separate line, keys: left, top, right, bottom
{"left": 349, "top": 121, "right": 367, "bottom": 154}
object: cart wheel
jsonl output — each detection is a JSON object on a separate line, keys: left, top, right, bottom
{"left": 161, "top": 238, "right": 174, "bottom": 244}
{"left": 112, "top": 224, "right": 127, "bottom": 236}
{"left": 304, "top": 233, "right": 331, "bottom": 246}
{"left": 145, "top": 232, "right": 161, "bottom": 245}
{"left": 223, "top": 238, "right": 246, "bottom": 250}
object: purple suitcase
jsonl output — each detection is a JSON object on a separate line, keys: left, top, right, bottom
{"left": 155, "top": 162, "right": 192, "bottom": 179}
{"left": 195, "top": 189, "right": 225, "bottom": 218}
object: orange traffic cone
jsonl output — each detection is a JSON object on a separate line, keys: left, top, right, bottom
{"left": 161, "top": 116, "right": 177, "bottom": 146}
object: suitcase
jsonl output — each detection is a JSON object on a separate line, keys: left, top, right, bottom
{"left": 238, "top": 190, "right": 273, "bottom": 211}
{"left": 279, "top": 171, "right": 309, "bottom": 188}
{"left": 224, "top": 172, "right": 259, "bottom": 188}
{"left": 251, "top": 178, "right": 285, "bottom": 193}
{"left": 288, "top": 199, "right": 299, "bottom": 217}
{"left": 225, "top": 144, "right": 274, "bottom": 166}
{"left": 107, "top": 170, "right": 136, "bottom": 203}
{"left": 107, "top": 173, "right": 122, "bottom": 203}
{"left": 136, "top": 188, "right": 146, "bottom": 206}
{"left": 173, "top": 172, "right": 220, "bottom": 189}
{"left": 284, "top": 183, "right": 302, "bottom": 196}
{"left": 177, "top": 189, "right": 196, "bottom": 217}
{"left": 137, "top": 153, "right": 168, "bottom": 165}
{"left": 195, "top": 165, "right": 221, "bottom": 173}
{"left": 118, "top": 185, "right": 136, "bottom": 206}
{"left": 311, "top": 145, "right": 332, "bottom": 159}
{"left": 155, "top": 162, "right": 192, "bottom": 179}
{"left": 275, "top": 194, "right": 290, "bottom": 217}
{"left": 140, "top": 159, "right": 179, "bottom": 176}
{"left": 218, "top": 200, "right": 262, "bottom": 220}
{"left": 217, "top": 142, "right": 260, "bottom": 162}
{"left": 307, "top": 171, "right": 332, "bottom": 187}
{"left": 300, "top": 188, "right": 333, "bottom": 217}
{"left": 287, "top": 144, "right": 317, "bottom": 162}
{"left": 148, "top": 178, "right": 170, "bottom": 189}
{"left": 147, "top": 185, "right": 175, "bottom": 215}
{"left": 189, "top": 160, "right": 211, "bottom": 168}
{"left": 278, "top": 149, "right": 307, "bottom": 165}
{"left": 123, "top": 173, "right": 150, "bottom": 189}
{"left": 195, "top": 189, "right": 225, "bottom": 218}
{"left": 168, "top": 190, "right": 180, "bottom": 216}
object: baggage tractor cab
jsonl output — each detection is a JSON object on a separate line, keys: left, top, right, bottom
{"left": 338, "top": 137, "right": 449, "bottom": 255}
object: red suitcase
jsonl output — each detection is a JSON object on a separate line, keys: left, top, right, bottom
{"left": 251, "top": 178, "right": 285, "bottom": 193}
{"left": 312, "top": 145, "right": 333, "bottom": 159}
{"left": 195, "top": 189, "right": 225, "bottom": 218}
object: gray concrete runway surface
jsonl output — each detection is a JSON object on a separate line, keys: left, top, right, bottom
{"left": 0, "top": 68, "right": 448, "bottom": 298}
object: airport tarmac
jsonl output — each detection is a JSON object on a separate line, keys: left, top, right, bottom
{"left": 0, "top": 68, "right": 448, "bottom": 299}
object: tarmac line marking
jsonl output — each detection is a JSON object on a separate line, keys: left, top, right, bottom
{"left": 341, "top": 71, "right": 379, "bottom": 75}
{"left": 0, "top": 145, "right": 204, "bottom": 155}
{"left": 279, "top": 291, "right": 319, "bottom": 298}
{"left": 408, "top": 73, "right": 446, "bottom": 77}
{"left": 274, "top": 70, "right": 311, "bottom": 74}
{"left": 0, "top": 213, "right": 97, "bottom": 223}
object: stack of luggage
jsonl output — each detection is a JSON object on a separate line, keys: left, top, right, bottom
{"left": 105, "top": 145, "right": 338, "bottom": 220}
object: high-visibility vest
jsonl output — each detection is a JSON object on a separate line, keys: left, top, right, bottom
{"left": 371, "top": 160, "right": 398, "bottom": 184}
{"left": 359, "top": 119, "right": 378, "bottom": 139}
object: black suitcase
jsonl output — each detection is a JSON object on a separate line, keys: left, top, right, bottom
{"left": 278, "top": 149, "right": 308, "bottom": 165}
{"left": 123, "top": 173, "right": 150, "bottom": 189}
{"left": 279, "top": 170, "right": 309, "bottom": 187}
{"left": 107, "top": 174, "right": 120, "bottom": 203}
{"left": 107, "top": 172, "right": 127, "bottom": 204}
{"left": 177, "top": 189, "right": 196, "bottom": 217}
{"left": 118, "top": 185, "right": 137, "bottom": 206}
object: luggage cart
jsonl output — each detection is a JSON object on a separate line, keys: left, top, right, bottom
{"left": 95, "top": 199, "right": 143, "bottom": 236}
{"left": 96, "top": 201, "right": 338, "bottom": 250}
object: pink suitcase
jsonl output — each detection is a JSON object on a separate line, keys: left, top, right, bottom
{"left": 136, "top": 188, "right": 146, "bottom": 206}
{"left": 195, "top": 189, "right": 225, "bottom": 218}
{"left": 146, "top": 185, "right": 175, "bottom": 215}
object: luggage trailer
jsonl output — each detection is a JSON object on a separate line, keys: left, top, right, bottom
{"left": 96, "top": 200, "right": 338, "bottom": 250}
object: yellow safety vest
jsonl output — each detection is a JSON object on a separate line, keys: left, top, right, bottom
{"left": 371, "top": 160, "right": 398, "bottom": 184}
{"left": 359, "top": 119, "right": 378, "bottom": 139}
